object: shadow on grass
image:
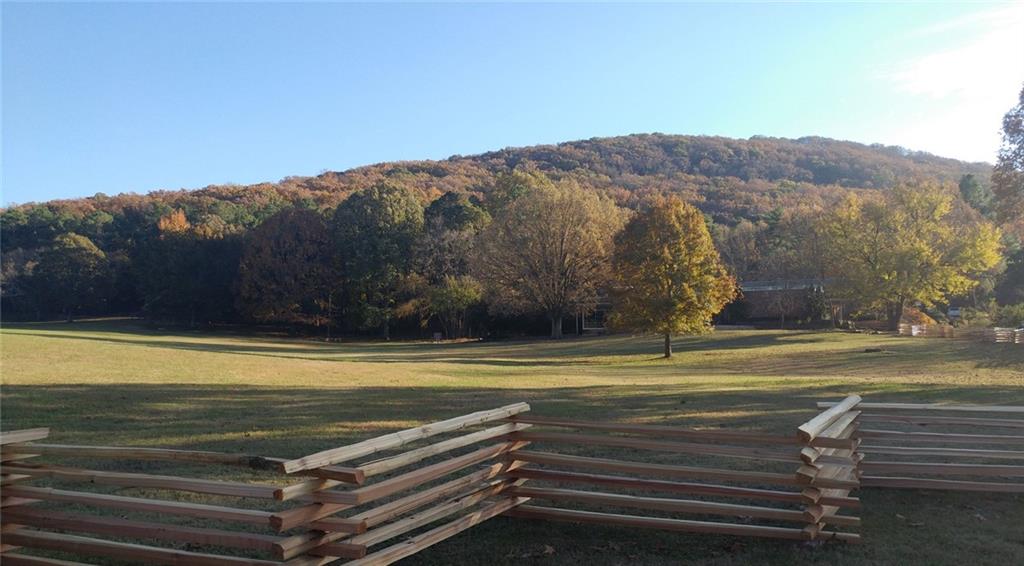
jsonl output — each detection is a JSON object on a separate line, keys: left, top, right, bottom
{"left": 6, "top": 321, "right": 1023, "bottom": 377}
{"left": 4, "top": 381, "right": 1023, "bottom": 457}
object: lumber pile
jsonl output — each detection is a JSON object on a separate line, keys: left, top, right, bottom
{"left": 500, "top": 398, "right": 863, "bottom": 543}
{"left": 0, "top": 403, "right": 533, "bottom": 565}
{"left": 818, "top": 401, "right": 1024, "bottom": 493}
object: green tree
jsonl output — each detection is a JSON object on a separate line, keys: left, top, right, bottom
{"left": 426, "top": 275, "right": 483, "bottom": 339}
{"left": 473, "top": 176, "right": 626, "bottom": 338}
{"left": 418, "top": 193, "right": 490, "bottom": 282}
{"left": 822, "top": 181, "right": 1003, "bottom": 330}
{"left": 331, "top": 182, "right": 424, "bottom": 336}
{"left": 31, "top": 233, "right": 108, "bottom": 321}
{"left": 237, "top": 208, "right": 334, "bottom": 327}
{"left": 959, "top": 174, "right": 993, "bottom": 216}
{"left": 608, "top": 197, "right": 737, "bottom": 358}
{"left": 993, "top": 84, "right": 1024, "bottom": 232}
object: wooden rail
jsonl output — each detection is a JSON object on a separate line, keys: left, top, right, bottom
{"left": 10, "top": 397, "right": 1020, "bottom": 563}
{"left": 816, "top": 401, "right": 1024, "bottom": 493}
{"left": 502, "top": 399, "right": 863, "bottom": 544}
{"left": 0, "top": 403, "right": 534, "bottom": 565}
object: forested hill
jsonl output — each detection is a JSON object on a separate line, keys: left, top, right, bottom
{"left": 1, "top": 133, "right": 1004, "bottom": 327}
{"left": 2, "top": 134, "right": 990, "bottom": 247}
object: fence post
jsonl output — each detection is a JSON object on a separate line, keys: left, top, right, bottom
{"left": 796, "top": 396, "right": 863, "bottom": 541}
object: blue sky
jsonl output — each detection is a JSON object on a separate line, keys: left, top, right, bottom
{"left": 3, "top": 2, "right": 1023, "bottom": 205}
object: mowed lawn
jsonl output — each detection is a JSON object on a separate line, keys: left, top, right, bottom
{"left": 1, "top": 319, "right": 1023, "bottom": 565}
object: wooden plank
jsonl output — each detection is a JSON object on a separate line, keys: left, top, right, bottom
{"left": 0, "top": 429, "right": 49, "bottom": 446}
{"left": 0, "top": 474, "right": 32, "bottom": 486}
{"left": 0, "top": 507, "right": 283, "bottom": 557}
{"left": 2, "top": 530, "right": 281, "bottom": 566}
{"left": 861, "top": 475, "right": 1024, "bottom": 492}
{"left": 274, "top": 530, "right": 366, "bottom": 561}
{"left": 1, "top": 453, "right": 39, "bottom": 463}
{"left": 357, "top": 422, "right": 530, "bottom": 477}
{"left": 507, "top": 415, "right": 800, "bottom": 445}
{"left": 510, "top": 450, "right": 800, "bottom": 486}
{"left": 0, "top": 497, "right": 40, "bottom": 508}
{"left": 859, "top": 414, "right": 1024, "bottom": 428}
{"left": 817, "top": 402, "right": 1024, "bottom": 414}
{"left": 507, "top": 468, "right": 806, "bottom": 504}
{"left": 340, "top": 478, "right": 520, "bottom": 550}
{"left": 275, "top": 478, "right": 345, "bottom": 502}
{"left": 859, "top": 445, "right": 1024, "bottom": 460}
{"left": 259, "top": 458, "right": 364, "bottom": 484}
{"left": 795, "top": 465, "right": 860, "bottom": 490}
{"left": 860, "top": 461, "right": 1024, "bottom": 477}
{"left": 857, "top": 429, "right": 1024, "bottom": 445}
{"left": 506, "top": 505, "right": 811, "bottom": 541}
{"left": 270, "top": 501, "right": 352, "bottom": 533}
{"left": 2, "top": 443, "right": 265, "bottom": 466}
{"left": 343, "top": 461, "right": 521, "bottom": 529}
{"left": 2, "top": 485, "right": 272, "bottom": 526}
{"left": 2, "top": 464, "right": 277, "bottom": 499}
{"left": 798, "top": 396, "right": 861, "bottom": 442}
{"left": 512, "top": 431, "right": 802, "bottom": 463}
{"left": 0, "top": 555, "right": 95, "bottom": 566}
{"left": 309, "top": 441, "right": 526, "bottom": 505}
{"left": 0, "top": 444, "right": 365, "bottom": 485}
{"left": 343, "top": 497, "right": 528, "bottom": 566}
{"left": 270, "top": 459, "right": 522, "bottom": 532}
{"left": 509, "top": 486, "right": 811, "bottom": 523}
{"left": 278, "top": 403, "right": 530, "bottom": 473}
{"left": 809, "top": 436, "right": 859, "bottom": 450}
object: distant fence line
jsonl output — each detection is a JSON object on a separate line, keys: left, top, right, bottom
{"left": 898, "top": 324, "right": 1023, "bottom": 344}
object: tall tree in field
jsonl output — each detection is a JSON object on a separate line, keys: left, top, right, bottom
{"left": 821, "top": 181, "right": 1002, "bottom": 330}
{"left": 331, "top": 182, "right": 424, "bottom": 336}
{"left": 608, "top": 198, "right": 737, "bottom": 358}
{"left": 30, "top": 233, "right": 109, "bottom": 321}
{"left": 473, "top": 176, "right": 627, "bottom": 338}
{"left": 237, "top": 207, "right": 334, "bottom": 327}
{"left": 993, "top": 84, "right": 1024, "bottom": 233}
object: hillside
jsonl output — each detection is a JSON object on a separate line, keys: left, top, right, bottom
{"left": 1, "top": 134, "right": 991, "bottom": 251}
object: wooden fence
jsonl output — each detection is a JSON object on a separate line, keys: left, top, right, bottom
{"left": 0, "top": 403, "right": 533, "bottom": 566}
{"left": 898, "top": 323, "right": 1023, "bottom": 344}
{"left": 502, "top": 395, "right": 862, "bottom": 543}
{"left": 8, "top": 396, "right": 1024, "bottom": 564}
{"left": 817, "top": 401, "right": 1024, "bottom": 493}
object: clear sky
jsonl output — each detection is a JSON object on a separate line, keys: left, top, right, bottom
{"left": 3, "top": 2, "right": 1023, "bottom": 205}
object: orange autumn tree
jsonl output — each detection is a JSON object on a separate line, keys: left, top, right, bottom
{"left": 609, "top": 197, "right": 737, "bottom": 358}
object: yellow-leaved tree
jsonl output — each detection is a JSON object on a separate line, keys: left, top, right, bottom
{"left": 821, "top": 181, "right": 1003, "bottom": 330}
{"left": 609, "top": 197, "right": 738, "bottom": 358}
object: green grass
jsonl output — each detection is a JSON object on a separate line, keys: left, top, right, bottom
{"left": 2, "top": 319, "right": 1023, "bottom": 565}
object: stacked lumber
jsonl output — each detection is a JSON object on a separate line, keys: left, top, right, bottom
{"left": 499, "top": 408, "right": 862, "bottom": 543}
{"left": 818, "top": 401, "right": 1024, "bottom": 493}
{"left": 0, "top": 403, "right": 533, "bottom": 565}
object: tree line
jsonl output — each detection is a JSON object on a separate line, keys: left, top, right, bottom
{"left": 4, "top": 88, "right": 1024, "bottom": 341}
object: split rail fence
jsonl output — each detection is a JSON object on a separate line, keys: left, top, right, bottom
{"left": 817, "top": 401, "right": 1024, "bottom": 493}
{"left": 2, "top": 395, "right": 1021, "bottom": 565}
{"left": 898, "top": 323, "right": 1023, "bottom": 344}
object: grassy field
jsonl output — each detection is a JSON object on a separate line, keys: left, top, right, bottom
{"left": 1, "top": 319, "right": 1023, "bottom": 565}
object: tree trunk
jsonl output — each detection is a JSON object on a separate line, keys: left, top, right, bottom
{"left": 664, "top": 333, "right": 672, "bottom": 358}
{"left": 550, "top": 315, "right": 563, "bottom": 339}
{"left": 886, "top": 299, "right": 905, "bottom": 331}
